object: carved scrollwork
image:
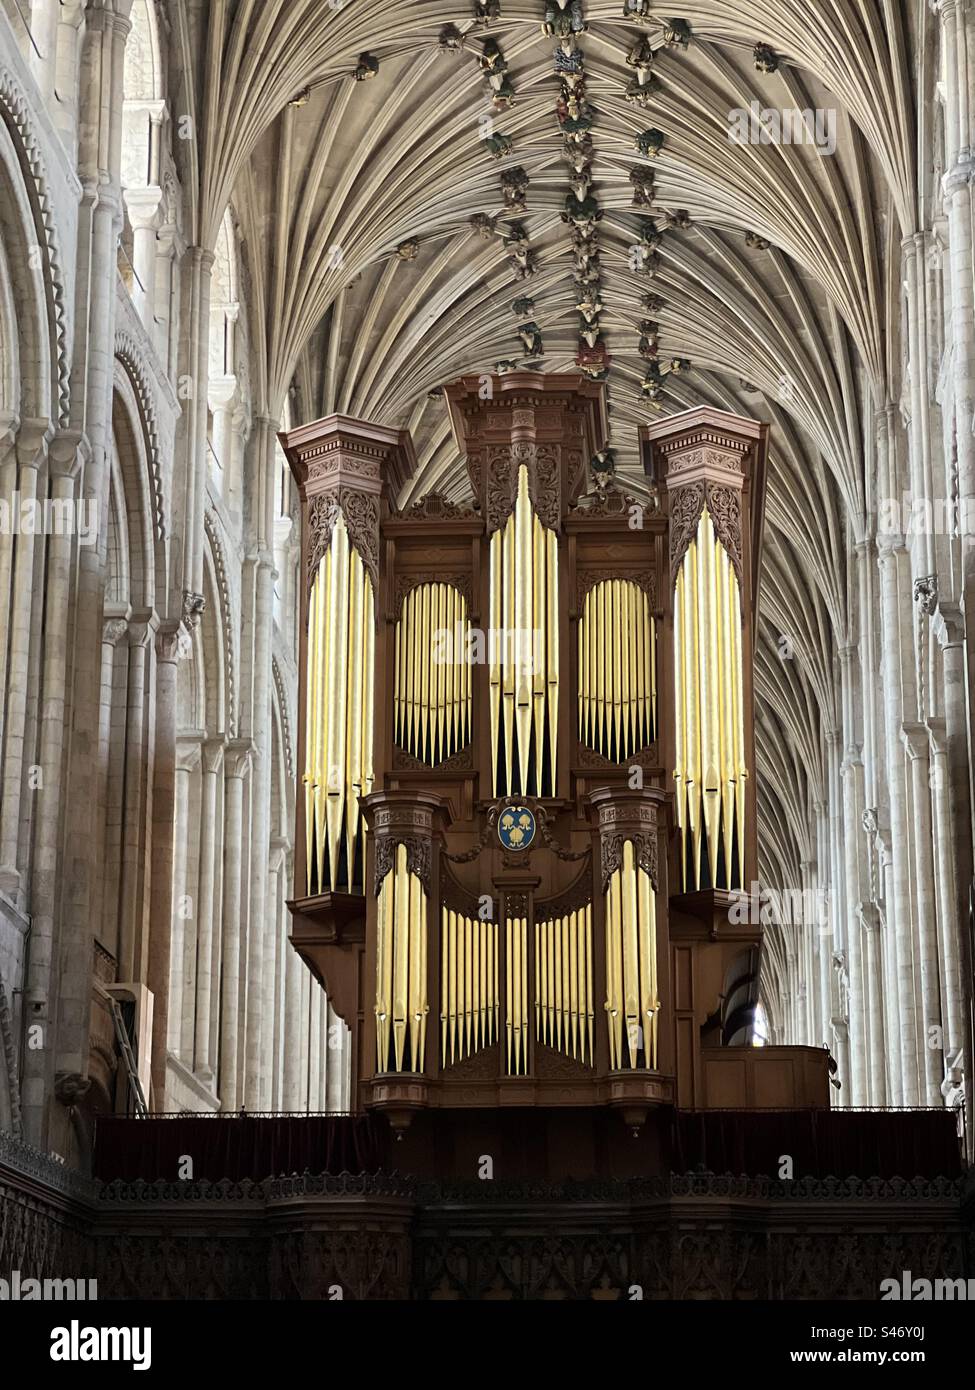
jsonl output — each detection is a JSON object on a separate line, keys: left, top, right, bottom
{"left": 601, "top": 832, "right": 658, "bottom": 893}
{"left": 402, "top": 492, "right": 478, "bottom": 520}
{"left": 392, "top": 743, "right": 474, "bottom": 772}
{"left": 705, "top": 483, "right": 744, "bottom": 594}
{"left": 374, "top": 836, "right": 432, "bottom": 896}
{"left": 485, "top": 442, "right": 562, "bottom": 533}
{"left": 668, "top": 481, "right": 706, "bottom": 584}
{"left": 307, "top": 490, "right": 380, "bottom": 591}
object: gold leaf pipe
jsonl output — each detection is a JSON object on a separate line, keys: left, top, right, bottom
{"left": 490, "top": 532, "right": 502, "bottom": 793}
{"left": 638, "top": 863, "right": 656, "bottom": 1067}
{"left": 546, "top": 527, "right": 559, "bottom": 792}
{"left": 515, "top": 469, "right": 533, "bottom": 793}
{"left": 621, "top": 841, "right": 641, "bottom": 1068}
{"left": 606, "top": 870, "right": 623, "bottom": 1069}
{"left": 585, "top": 904, "right": 594, "bottom": 1064}
{"left": 316, "top": 550, "right": 330, "bottom": 893}
{"left": 362, "top": 578, "right": 375, "bottom": 878}
{"left": 532, "top": 517, "right": 546, "bottom": 797}
{"left": 416, "top": 874, "right": 428, "bottom": 1073}
{"left": 345, "top": 554, "right": 363, "bottom": 884}
{"left": 393, "top": 844, "right": 409, "bottom": 1071}
{"left": 326, "top": 520, "right": 350, "bottom": 892}
{"left": 503, "top": 519, "right": 516, "bottom": 793}
{"left": 505, "top": 916, "right": 513, "bottom": 1074}
{"left": 377, "top": 862, "right": 394, "bottom": 1070}
{"left": 569, "top": 911, "right": 579, "bottom": 1060}
{"left": 305, "top": 572, "right": 319, "bottom": 893}
{"left": 441, "top": 906, "right": 448, "bottom": 1068}
{"left": 673, "top": 568, "right": 686, "bottom": 890}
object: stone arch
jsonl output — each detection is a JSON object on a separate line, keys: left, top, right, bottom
{"left": 111, "top": 361, "right": 163, "bottom": 612}
{"left": 0, "top": 63, "right": 69, "bottom": 423}
{"left": 0, "top": 102, "right": 54, "bottom": 422}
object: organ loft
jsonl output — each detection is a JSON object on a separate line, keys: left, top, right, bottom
{"left": 282, "top": 373, "right": 829, "bottom": 1174}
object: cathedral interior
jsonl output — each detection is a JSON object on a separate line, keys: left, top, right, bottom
{"left": 1, "top": 0, "right": 975, "bottom": 1305}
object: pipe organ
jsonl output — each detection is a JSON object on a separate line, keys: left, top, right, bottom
{"left": 284, "top": 382, "right": 829, "bottom": 1155}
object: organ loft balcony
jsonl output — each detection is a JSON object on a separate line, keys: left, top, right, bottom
{"left": 281, "top": 376, "right": 828, "bottom": 1154}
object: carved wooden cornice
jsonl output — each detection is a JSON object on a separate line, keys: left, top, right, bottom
{"left": 280, "top": 414, "right": 417, "bottom": 593}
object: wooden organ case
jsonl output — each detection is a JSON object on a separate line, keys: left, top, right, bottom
{"left": 282, "top": 376, "right": 829, "bottom": 1163}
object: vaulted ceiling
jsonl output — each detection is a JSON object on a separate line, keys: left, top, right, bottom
{"left": 170, "top": 0, "right": 923, "bottom": 989}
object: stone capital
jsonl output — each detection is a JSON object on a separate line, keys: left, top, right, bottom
{"left": 156, "top": 621, "right": 192, "bottom": 665}
{"left": 901, "top": 721, "right": 930, "bottom": 760}
{"left": 176, "top": 733, "right": 205, "bottom": 774}
{"left": 48, "top": 430, "right": 89, "bottom": 481}
{"left": 202, "top": 738, "right": 226, "bottom": 776}
{"left": 15, "top": 418, "right": 54, "bottom": 470}
{"left": 224, "top": 739, "right": 255, "bottom": 781}
{"left": 934, "top": 600, "right": 967, "bottom": 649}
{"left": 102, "top": 617, "right": 130, "bottom": 647}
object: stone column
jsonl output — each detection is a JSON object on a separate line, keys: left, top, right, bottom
{"left": 934, "top": 603, "right": 974, "bottom": 1134}
{"left": 168, "top": 735, "right": 202, "bottom": 1058}
{"left": 262, "top": 838, "right": 288, "bottom": 1109}
{"left": 927, "top": 717, "right": 966, "bottom": 1081}
{"left": 860, "top": 905, "right": 888, "bottom": 1105}
{"left": 902, "top": 722, "right": 944, "bottom": 1102}
{"left": 124, "top": 187, "right": 163, "bottom": 330}
{"left": 19, "top": 432, "right": 84, "bottom": 1144}
{"left": 283, "top": 946, "right": 303, "bottom": 1111}
{"left": 179, "top": 247, "right": 215, "bottom": 618}
{"left": 193, "top": 738, "right": 224, "bottom": 1088}
{"left": 839, "top": 745, "right": 867, "bottom": 1104}
{"left": 148, "top": 625, "right": 187, "bottom": 1108}
{"left": 877, "top": 540, "right": 921, "bottom": 1103}
{"left": 219, "top": 740, "right": 252, "bottom": 1109}
{"left": 53, "top": 0, "right": 132, "bottom": 1154}
{"left": 28, "top": 0, "right": 60, "bottom": 105}
{"left": 0, "top": 419, "right": 51, "bottom": 891}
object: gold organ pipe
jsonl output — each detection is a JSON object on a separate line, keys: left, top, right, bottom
{"left": 393, "top": 583, "right": 472, "bottom": 766}
{"left": 578, "top": 581, "right": 656, "bottom": 763}
{"left": 316, "top": 550, "right": 330, "bottom": 893}
{"left": 304, "top": 572, "right": 319, "bottom": 893}
{"left": 303, "top": 514, "right": 376, "bottom": 896}
{"left": 515, "top": 468, "right": 533, "bottom": 792}
{"left": 533, "top": 908, "right": 594, "bottom": 1064}
{"left": 505, "top": 916, "right": 513, "bottom": 1073}
{"left": 604, "top": 843, "right": 658, "bottom": 1070}
{"left": 532, "top": 516, "right": 545, "bottom": 797}
{"left": 374, "top": 845, "right": 429, "bottom": 1075}
{"left": 605, "top": 871, "right": 622, "bottom": 1070}
{"left": 489, "top": 470, "right": 559, "bottom": 797}
{"left": 672, "top": 510, "right": 746, "bottom": 891}
{"left": 345, "top": 551, "right": 363, "bottom": 883}
{"left": 547, "top": 527, "right": 559, "bottom": 788}
{"left": 490, "top": 532, "right": 502, "bottom": 794}
{"left": 376, "top": 866, "right": 393, "bottom": 1069}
